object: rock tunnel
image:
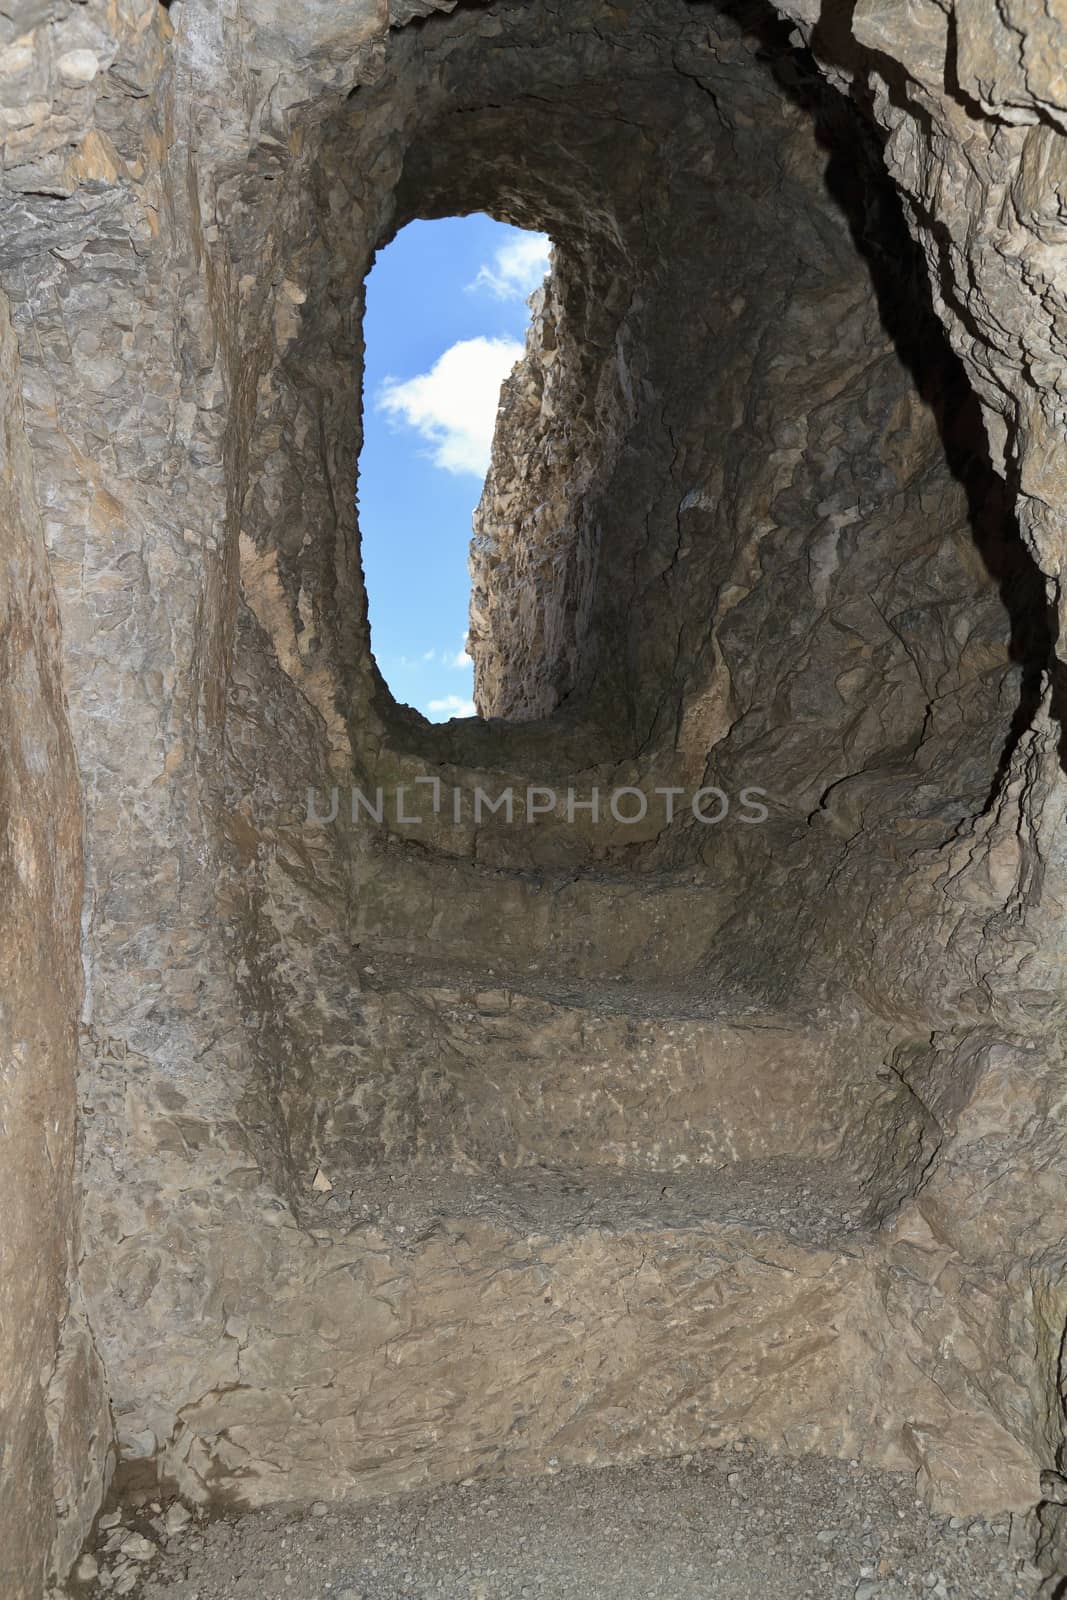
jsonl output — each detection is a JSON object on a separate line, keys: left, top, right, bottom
{"left": 1, "top": 0, "right": 1067, "bottom": 1594}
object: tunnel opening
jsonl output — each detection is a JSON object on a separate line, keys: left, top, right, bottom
{"left": 272, "top": 0, "right": 1049, "bottom": 807}
{"left": 235, "top": 0, "right": 1056, "bottom": 1295}
{"left": 239, "top": 0, "right": 1050, "bottom": 1168}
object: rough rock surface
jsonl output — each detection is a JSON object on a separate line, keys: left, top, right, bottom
{"left": 0, "top": 291, "right": 92, "bottom": 1600}
{"left": 469, "top": 266, "right": 600, "bottom": 721}
{"left": 0, "top": 0, "right": 1066, "bottom": 1595}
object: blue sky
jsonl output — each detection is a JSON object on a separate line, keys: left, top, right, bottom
{"left": 358, "top": 214, "right": 550, "bottom": 719}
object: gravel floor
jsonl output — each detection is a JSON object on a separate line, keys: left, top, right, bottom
{"left": 69, "top": 1445, "right": 1046, "bottom": 1600}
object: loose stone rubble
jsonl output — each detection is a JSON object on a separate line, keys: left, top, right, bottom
{"left": 74, "top": 1449, "right": 1044, "bottom": 1599}
{"left": 0, "top": 0, "right": 1066, "bottom": 1597}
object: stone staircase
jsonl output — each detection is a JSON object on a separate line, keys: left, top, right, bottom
{"left": 159, "top": 861, "right": 975, "bottom": 1513}
{"left": 167, "top": 1155, "right": 879, "bottom": 1509}
{"left": 121, "top": 843, "right": 1037, "bottom": 1526}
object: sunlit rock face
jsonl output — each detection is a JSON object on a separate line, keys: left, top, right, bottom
{"left": 1, "top": 0, "right": 1066, "bottom": 1593}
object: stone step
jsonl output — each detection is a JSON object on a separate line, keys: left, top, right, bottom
{"left": 349, "top": 850, "right": 738, "bottom": 984}
{"left": 160, "top": 1161, "right": 1040, "bottom": 1521}
{"left": 297, "top": 956, "right": 887, "bottom": 1179}
{"left": 163, "top": 1160, "right": 879, "bottom": 1509}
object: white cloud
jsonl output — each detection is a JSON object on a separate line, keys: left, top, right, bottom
{"left": 450, "top": 646, "right": 473, "bottom": 669}
{"left": 427, "top": 693, "right": 477, "bottom": 719}
{"left": 470, "top": 230, "right": 551, "bottom": 301}
{"left": 378, "top": 336, "right": 523, "bottom": 477}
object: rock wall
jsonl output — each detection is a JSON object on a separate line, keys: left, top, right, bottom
{"left": 0, "top": 294, "right": 89, "bottom": 1598}
{"left": 469, "top": 261, "right": 607, "bottom": 722}
{"left": 0, "top": 0, "right": 258, "bottom": 1578}
{"left": 0, "top": 0, "right": 1066, "bottom": 1592}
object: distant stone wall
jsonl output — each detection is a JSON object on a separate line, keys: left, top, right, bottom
{"left": 469, "top": 264, "right": 606, "bottom": 721}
